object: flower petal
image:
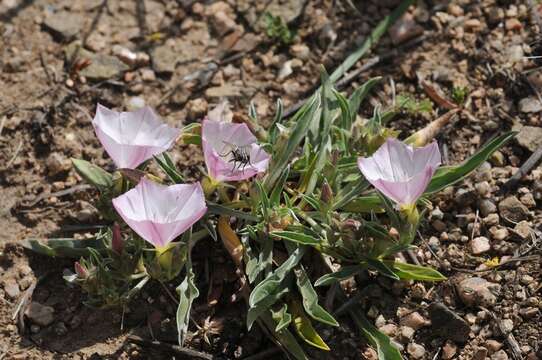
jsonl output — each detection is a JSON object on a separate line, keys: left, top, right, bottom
{"left": 358, "top": 138, "right": 441, "bottom": 205}
{"left": 112, "top": 178, "right": 207, "bottom": 247}
{"left": 202, "top": 119, "right": 268, "bottom": 182}
{"left": 93, "top": 104, "right": 181, "bottom": 169}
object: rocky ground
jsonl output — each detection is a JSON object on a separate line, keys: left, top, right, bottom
{"left": 0, "top": 0, "right": 541, "bottom": 359}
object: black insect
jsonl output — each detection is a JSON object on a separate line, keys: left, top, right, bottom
{"left": 220, "top": 141, "right": 252, "bottom": 173}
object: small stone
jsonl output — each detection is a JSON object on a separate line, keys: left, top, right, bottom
{"left": 500, "top": 319, "right": 514, "bottom": 334}
{"left": 519, "top": 193, "right": 536, "bottom": 208}
{"left": 498, "top": 196, "right": 529, "bottom": 223}
{"left": 483, "top": 213, "right": 500, "bottom": 226}
{"left": 378, "top": 323, "right": 397, "bottom": 337}
{"left": 491, "top": 349, "right": 509, "bottom": 360}
{"left": 112, "top": 45, "right": 137, "bottom": 65}
{"left": 289, "top": 43, "right": 310, "bottom": 60}
{"left": 432, "top": 219, "right": 446, "bottom": 232}
{"left": 489, "top": 226, "right": 509, "bottom": 241}
{"left": 398, "top": 326, "right": 415, "bottom": 342}
{"left": 471, "top": 236, "right": 490, "bottom": 255}
{"left": 186, "top": 98, "right": 208, "bottom": 121}
{"left": 151, "top": 45, "right": 178, "bottom": 74}
{"left": 278, "top": 60, "right": 294, "bottom": 80}
{"left": 399, "top": 312, "right": 428, "bottom": 330}
{"left": 442, "top": 341, "right": 457, "bottom": 359}
{"left": 516, "top": 126, "right": 542, "bottom": 151}
{"left": 2, "top": 278, "right": 20, "bottom": 299}
{"left": 429, "top": 302, "right": 470, "bottom": 342}
{"left": 505, "top": 18, "right": 522, "bottom": 31}
{"left": 388, "top": 13, "right": 424, "bottom": 45}
{"left": 54, "top": 321, "right": 68, "bottom": 336}
{"left": 513, "top": 221, "right": 532, "bottom": 240}
{"left": 479, "top": 199, "right": 497, "bottom": 217}
{"left": 410, "top": 283, "right": 426, "bottom": 300}
{"left": 487, "top": 7, "right": 504, "bottom": 24}
{"left": 457, "top": 277, "right": 500, "bottom": 307}
{"left": 486, "top": 339, "right": 503, "bottom": 353}
{"left": 464, "top": 19, "right": 482, "bottom": 30}
{"left": 140, "top": 68, "right": 156, "bottom": 82}
{"left": 43, "top": 12, "right": 83, "bottom": 41}
{"left": 475, "top": 181, "right": 491, "bottom": 197}
{"left": 490, "top": 151, "right": 505, "bottom": 167}
{"left": 407, "top": 343, "right": 426, "bottom": 359}
{"left": 127, "top": 97, "right": 145, "bottom": 111}
{"left": 474, "top": 346, "right": 488, "bottom": 360}
{"left": 455, "top": 188, "right": 476, "bottom": 206}
{"left": 46, "top": 152, "right": 71, "bottom": 177}
{"left": 65, "top": 43, "right": 129, "bottom": 81}
{"left": 25, "top": 302, "right": 55, "bottom": 327}
{"left": 519, "top": 307, "right": 538, "bottom": 319}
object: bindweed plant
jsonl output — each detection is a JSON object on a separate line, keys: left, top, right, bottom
{"left": 24, "top": 2, "right": 516, "bottom": 359}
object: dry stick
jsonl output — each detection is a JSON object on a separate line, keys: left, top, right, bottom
{"left": 501, "top": 145, "right": 542, "bottom": 193}
{"left": 23, "top": 184, "right": 92, "bottom": 207}
{"left": 127, "top": 335, "right": 214, "bottom": 360}
{"left": 282, "top": 34, "right": 426, "bottom": 119}
{"left": 6, "top": 140, "right": 23, "bottom": 168}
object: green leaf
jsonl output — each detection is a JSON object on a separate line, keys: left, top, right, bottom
{"left": 255, "top": 180, "right": 270, "bottom": 219}
{"left": 383, "top": 261, "right": 446, "bottom": 281}
{"left": 295, "top": 267, "right": 339, "bottom": 327}
{"left": 349, "top": 308, "right": 402, "bottom": 360}
{"left": 270, "top": 165, "right": 290, "bottom": 206}
{"left": 249, "top": 247, "right": 305, "bottom": 308}
{"left": 340, "top": 195, "right": 383, "bottom": 213}
{"left": 207, "top": 203, "right": 259, "bottom": 222}
{"left": 332, "top": 177, "right": 370, "bottom": 211}
{"left": 347, "top": 77, "right": 381, "bottom": 126}
{"left": 271, "top": 304, "right": 292, "bottom": 332}
{"left": 264, "top": 96, "right": 319, "bottom": 191}
{"left": 315, "top": 265, "right": 364, "bottom": 287}
{"left": 71, "top": 159, "right": 113, "bottom": 191}
{"left": 291, "top": 300, "right": 330, "bottom": 351}
{"left": 247, "top": 284, "right": 289, "bottom": 330}
{"left": 259, "top": 311, "right": 309, "bottom": 360}
{"left": 23, "top": 237, "right": 106, "bottom": 258}
{"left": 367, "top": 258, "right": 400, "bottom": 280}
{"left": 270, "top": 231, "right": 320, "bottom": 246}
{"left": 425, "top": 131, "right": 516, "bottom": 194}
{"left": 176, "top": 236, "right": 199, "bottom": 346}
{"left": 154, "top": 153, "right": 184, "bottom": 184}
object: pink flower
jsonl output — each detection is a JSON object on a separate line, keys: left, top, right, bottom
{"left": 358, "top": 138, "right": 441, "bottom": 206}
{"left": 202, "top": 119, "right": 270, "bottom": 182}
{"left": 112, "top": 178, "right": 207, "bottom": 249}
{"left": 92, "top": 104, "right": 181, "bottom": 169}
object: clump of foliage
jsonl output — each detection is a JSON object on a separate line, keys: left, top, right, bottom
{"left": 451, "top": 85, "right": 469, "bottom": 105}
{"left": 263, "top": 12, "right": 296, "bottom": 45}
{"left": 396, "top": 93, "right": 433, "bottom": 114}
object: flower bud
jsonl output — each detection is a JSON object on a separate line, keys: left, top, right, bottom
{"left": 111, "top": 222, "right": 123, "bottom": 255}
{"left": 74, "top": 261, "right": 88, "bottom": 279}
{"left": 321, "top": 181, "right": 333, "bottom": 204}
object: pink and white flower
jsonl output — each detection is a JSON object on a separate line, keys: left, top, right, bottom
{"left": 92, "top": 104, "right": 181, "bottom": 169}
{"left": 358, "top": 138, "right": 441, "bottom": 206}
{"left": 202, "top": 118, "right": 269, "bottom": 182}
{"left": 112, "top": 178, "right": 207, "bottom": 249}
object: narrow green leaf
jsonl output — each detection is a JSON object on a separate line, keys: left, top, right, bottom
{"left": 71, "top": 159, "right": 113, "bottom": 191}
{"left": 154, "top": 154, "right": 184, "bottom": 184}
{"left": 207, "top": 203, "right": 259, "bottom": 222}
{"left": 295, "top": 267, "right": 339, "bottom": 326}
{"left": 270, "top": 165, "right": 290, "bottom": 206}
{"left": 176, "top": 234, "right": 199, "bottom": 346}
{"left": 347, "top": 77, "right": 381, "bottom": 126}
{"left": 291, "top": 300, "right": 330, "bottom": 351}
{"left": 249, "top": 247, "right": 305, "bottom": 307}
{"left": 426, "top": 131, "right": 516, "bottom": 194}
{"left": 271, "top": 304, "right": 292, "bottom": 332}
{"left": 383, "top": 261, "right": 446, "bottom": 281}
{"left": 367, "top": 258, "right": 400, "bottom": 280}
{"left": 23, "top": 237, "right": 106, "bottom": 258}
{"left": 270, "top": 231, "right": 320, "bottom": 246}
{"left": 264, "top": 96, "right": 319, "bottom": 191}
{"left": 349, "top": 308, "right": 402, "bottom": 360}
{"left": 247, "top": 284, "right": 289, "bottom": 330}
{"left": 315, "top": 265, "right": 364, "bottom": 287}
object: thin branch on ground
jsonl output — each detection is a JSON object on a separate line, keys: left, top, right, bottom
{"left": 127, "top": 335, "right": 214, "bottom": 360}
